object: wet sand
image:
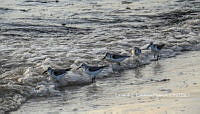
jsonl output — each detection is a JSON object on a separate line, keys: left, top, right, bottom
{"left": 12, "top": 51, "right": 200, "bottom": 114}
{"left": 90, "top": 53, "right": 200, "bottom": 114}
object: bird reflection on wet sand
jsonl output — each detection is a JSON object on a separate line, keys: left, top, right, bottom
{"left": 85, "top": 84, "right": 103, "bottom": 100}
{"left": 134, "top": 67, "right": 143, "bottom": 79}
{"left": 152, "top": 61, "right": 163, "bottom": 75}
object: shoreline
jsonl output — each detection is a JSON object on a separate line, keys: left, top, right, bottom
{"left": 1, "top": 41, "right": 200, "bottom": 114}
{"left": 1, "top": 20, "right": 200, "bottom": 114}
{"left": 0, "top": 0, "right": 200, "bottom": 113}
{"left": 12, "top": 51, "right": 200, "bottom": 114}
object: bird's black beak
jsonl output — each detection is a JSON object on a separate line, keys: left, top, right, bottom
{"left": 102, "top": 55, "right": 106, "bottom": 60}
{"left": 146, "top": 44, "right": 151, "bottom": 50}
{"left": 42, "top": 70, "right": 47, "bottom": 75}
{"left": 76, "top": 66, "right": 81, "bottom": 70}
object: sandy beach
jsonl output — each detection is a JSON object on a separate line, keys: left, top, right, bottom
{"left": 90, "top": 79, "right": 200, "bottom": 114}
{"left": 89, "top": 51, "right": 200, "bottom": 114}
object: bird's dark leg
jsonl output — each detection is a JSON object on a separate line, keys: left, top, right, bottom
{"left": 157, "top": 52, "right": 160, "bottom": 61}
{"left": 156, "top": 55, "right": 159, "bottom": 61}
{"left": 94, "top": 76, "right": 96, "bottom": 83}
{"left": 91, "top": 76, "right": 96, "bottom": 83}
{"left": 117, "top": 62, "right": 121, "bottom": 66}
{"left": 136, "top": 59, "right": 140, "bottom": 67}
{"left": 153, "top": 53, "right": 156, "bottom": 58}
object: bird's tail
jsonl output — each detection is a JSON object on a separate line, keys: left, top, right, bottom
{"left": 65, "top": 68, "right": 72, "bottom": 71}
{"left": 158, "top": 44, "right": 165, "bottom": 49}
{"left": 101, "top": 65, "right": 109, "bottom": 69}
{"left": 123, "top": 55, "right": 131, "bottom": 58}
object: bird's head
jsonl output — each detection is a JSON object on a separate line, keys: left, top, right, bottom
{"left": 131, "top": 47, "right": 141, "bottom": 56}
{"left": 42, "top": 67, "right": 52, "bottom": 74}
{"left": 134, "top": 47, "right": 138, "bottom": 50}
{"left": 130, "top": 49, "right": 134, "bottom": 56}
{"left": 147, "top": 42, "right": 154, "bottom": 49}
{"left": 102, "top": 52, "right": 111, "bottom": 60}
{"left": 77, "top": 63, "right": 87, "bottom": 70}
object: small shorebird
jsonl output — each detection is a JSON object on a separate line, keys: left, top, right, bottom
{"left": 102, "top": 52, "right": 130, "bottom": 65}
{"left": 77, "top": 63, "right": 109, "bottom": 83}
{"left": 131, "top": 47, "right": 142, "bottom": 57}
{"left": 130, "top": 47, "right": 142, "bottom": 65}
{"left": 43, "top": 67, "right": 72, "bottom": 81}
{"left": 147, "top": 42, "right": 165, "bottom": 60}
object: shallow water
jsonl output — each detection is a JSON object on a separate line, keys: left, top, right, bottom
{"left": 11, "top": 51, "right": 200, "bottom": 113}
{"left": 0, "top": 0, "right": 200, "bottom": 73}
{"left": 0, "top": 0, "right": 200, "bottom": 113}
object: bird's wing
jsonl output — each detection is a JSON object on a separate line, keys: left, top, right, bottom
{"left": 139, "top": 49, "right": 142, "bottom": 53}
{"left": 135, "top": 48, "right": 141, "bottom": 53}
{"left": 65, "top": 68, "right": 72, "bottom": 71}
{"left": 112, "top": 54, "right": 130, "bottom": 59}
{"left": 88, "top": 66, "right": 108, "bottom": 72}
{"left": 53, "top": 69, "right": 67, "bottom": 75}
{"left": 157, "top": 44, "right": 165, "bottom": 49}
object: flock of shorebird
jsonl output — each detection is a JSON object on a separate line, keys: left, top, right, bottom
{"left": 43, "top": 42, "right": 165, "bottom": 83}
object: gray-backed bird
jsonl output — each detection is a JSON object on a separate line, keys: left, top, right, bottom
{"left": 43, "top": 67, "right": 72, "bottom": 81}
{"left": 77, "top": 63, "right": 108, "bottom": 83}
{"left": 102, "top": 52, "right": 130, "bottom": 65}
{"left": 131, "top": 47, "right": 142, "bottom": 57}
{"left": 147, "top": 42, "right": 165, "bottom": 60}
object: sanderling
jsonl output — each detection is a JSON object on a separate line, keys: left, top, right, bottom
{"left": 77, "top": 63, "right": 109, "bottom": 83}
{"left": 147, "top": 42, "right": 165, "bottom": 60}
{"left": 131, "top": 47, "right": 142, "bottom": 57}
{"left": 43, "top": 67, "right": 72, "bottom": 81}
{"left": 102, "top": 52, "right": 130, "bottom": 65}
